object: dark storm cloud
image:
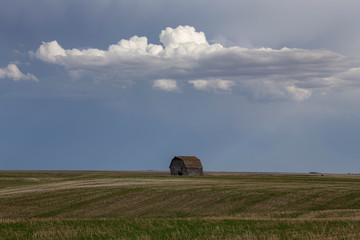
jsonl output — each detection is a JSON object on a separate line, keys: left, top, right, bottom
{"left": 1, "top": 0, "right": 360, "bottom": 52}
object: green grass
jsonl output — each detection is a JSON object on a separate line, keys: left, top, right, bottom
{"left": 1, "top": 219, "right": 360, "bottom": 240}
{"left": 1, "top": 171, "right": 360, "bottom": 239}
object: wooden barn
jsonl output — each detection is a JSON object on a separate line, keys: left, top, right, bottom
{"left": 169, "top": 156, "right": 204, "bottom": 176}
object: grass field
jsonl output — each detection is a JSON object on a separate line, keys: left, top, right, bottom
{"left": 1, "top": 171, "right": 360, "bottom": 239}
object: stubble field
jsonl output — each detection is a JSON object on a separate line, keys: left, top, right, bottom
{"left": 1, "top": 171, "right": 360, "bottom": 239}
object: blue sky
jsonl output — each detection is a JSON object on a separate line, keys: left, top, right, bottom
{"left": 1, "top": 0, "right": 360, "bottom": 173}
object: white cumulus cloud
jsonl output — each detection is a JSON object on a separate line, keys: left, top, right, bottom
{"left": 0, "top": 64, "right": 38, "bottom": 81}
{"left": 153, "top": 79, "right": 179, "bottom": 92}
{"left": 34, "top": 25, "right": 360, "bottom": 101}
{"left": 159, "top": 25, "right": 207, "bottom": 49}
{"left": 189, "top": 79, "right": 235, "bottom": 92}
{"left": 237, "top": 81, "right": 312, "bottom": 102}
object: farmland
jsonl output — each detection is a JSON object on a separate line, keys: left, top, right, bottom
{"left": 1, "top": 171, "right": 360, "bottom": 239}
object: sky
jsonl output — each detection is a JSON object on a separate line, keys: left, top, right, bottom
{"left": 1, "top": 0, "right": 360, "bottom": 173}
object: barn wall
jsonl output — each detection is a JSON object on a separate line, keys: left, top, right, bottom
{"left": 187, "top": 168, "right": 204, "bottom": 176}
{"left": 170, "top": 159, "right": 187, "bottom": 175}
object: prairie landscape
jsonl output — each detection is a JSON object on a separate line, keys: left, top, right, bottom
{"left": 1, "top": 171, "right": 360, "bottom": 239}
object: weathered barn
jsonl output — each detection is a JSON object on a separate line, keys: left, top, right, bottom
{"left": 169, "top": 156, "right": 203, "bottom": 176}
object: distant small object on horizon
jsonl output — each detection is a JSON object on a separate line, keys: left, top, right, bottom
{"left": 169, "top": 156, "right": 203, "bottom": 176}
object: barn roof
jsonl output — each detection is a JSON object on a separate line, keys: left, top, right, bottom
{"left": 172, "top": 156, "right": 203, "bottom": 168}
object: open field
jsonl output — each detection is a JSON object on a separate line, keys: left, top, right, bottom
{"left": 1, "top": 171, "right": 360, "bottom": 239}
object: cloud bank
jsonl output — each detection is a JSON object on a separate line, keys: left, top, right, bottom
{"left": 0, "top": 64, "right": 38, "bottom": 82}
{"left": 34, "top": 25, "right": 360, "bottom": 101}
